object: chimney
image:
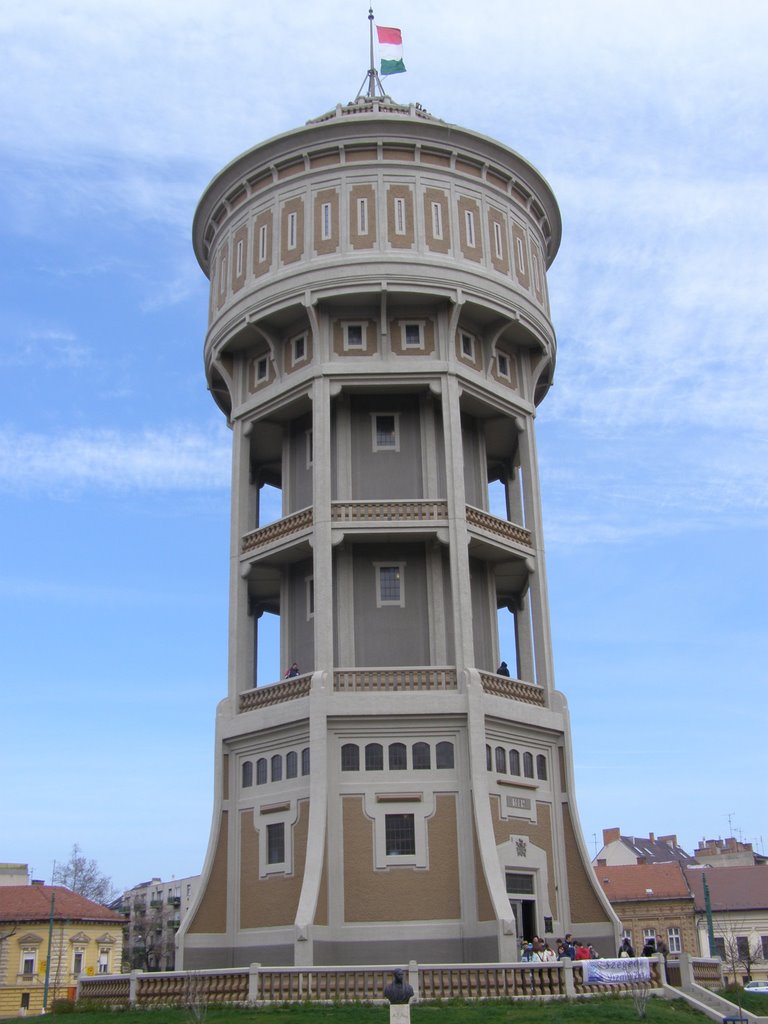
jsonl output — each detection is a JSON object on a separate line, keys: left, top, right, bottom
{"left": 648, "top": 832, "right": 655, "bottom": 842}
{"left": 603, "top": 827, "right": 621, "bottom": 845}
{"left": 659, "top": 834, "right": 677, "bottom": 846}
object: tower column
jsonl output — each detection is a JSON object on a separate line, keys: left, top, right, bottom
{"left": 312, "top": 376, "right": 334, "bottom": 673}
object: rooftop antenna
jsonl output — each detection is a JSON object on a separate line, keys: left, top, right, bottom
{"left": 356, "top": 6, "right": 387, "bottom": 100}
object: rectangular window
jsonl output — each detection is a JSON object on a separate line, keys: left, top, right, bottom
{"left": 516, "top": 236, "right": 525, "bottom": 266}
{"left": 344, "top": 323, "right": 365, "bottom": 351}
{"left": 621, "top": 929, "right": 633, "bottom": 943}
{"left": 385, "top": 813, "right": 415, "bottom": 855}
{"left": 762, "top": 935, "right": 768, "bottom": 959}
{"left": 305, "top": 428, "right": 313, "bottom": 467}
{"left": 235, "top": 238, "right": 244, "bottom": 277}
{"left": 301, "top": 747, "right": 310, "bottom": 775}
{"left": 461, "top": 332, "right": 475, "bottom": 360}
{"left": 736, "top": 936, "right": 750, "bottom": 960}
{"left": 357, "top": 197, "right": 368, "bottom": 235}
{"left": 394, "top": 196, "right": 406, "bottom": 235}
{"left": 667, "top": 927, "right": 681, "bottom": 954}
{"left": 292, "top": 334, "right": 306, "bottom": 365}
{"left": 376, "top": 563, "right": 404, "bottom": 607}
{"left": 255, "top": 356, "right": 268, "bottom": 382}
{"left": 494, "top": 221, "right": 504, "bottom": 259}
{"left": 497, "top": 352, "right": 511, "bottom": 380}
{"left": 259, "top": 223, "right": 268, "bottom": 262}
{"left": 287, "top": 211, "right": 297, "bottom": 250}
{"left": 403, "top": 323, "right": 423, "bottom": 349}
{"left": 505, "top": 872, "right": 535, "bottom": 895}
{"left": 714, "top": 937, "right": 725, "bottom": 960}
{"left": 321, "top": 201, "right": 332, "bottom": 240}
{"left": 464, "top": 209, "right": 475, "bottom": 247}
{"left": 21, "top": 951, "right": 35, "bottom": 976}
{"left": 306, "top": 576, "right": 314, "bottom": 619}
{"left": 97, "top": 949, "right": 109, "bottom": 974}
{"left": 372, "top": 413, "right": 398, "bottom": 451}
{"left": 431, "top": 201, "right": 443, "bottom": 240}
{"left": 73, "top": 950, "right": 84, "bottom": 975}
{"left": 267, "top": 822, "right": 285, "bottom": 864}
{"left": 21, "top": 994, "right": 30, "bottom": 1011}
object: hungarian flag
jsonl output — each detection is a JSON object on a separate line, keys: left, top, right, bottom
{"left": 377, "top": 25, "right": 406, "bottom": 76}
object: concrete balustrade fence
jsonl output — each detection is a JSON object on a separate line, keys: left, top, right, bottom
{"left": 78, "top": 956, "right": 681, "bottom": 1008}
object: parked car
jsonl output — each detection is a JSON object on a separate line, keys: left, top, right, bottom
{"left": 744, "top": 980, "right": 768, "bottom": 993}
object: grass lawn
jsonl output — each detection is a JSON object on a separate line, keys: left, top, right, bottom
{"left": 719, "top": 986, "right": 768, "bottom": 1017}
{"left": 23, "top": 995, "right": 713, "bottom": 1023}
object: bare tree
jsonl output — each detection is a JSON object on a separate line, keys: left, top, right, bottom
{"left": 720, "top": 932, "right": 764, "bottom": 985}
{"left": 52, "top": 844, "right": 118, "bottom": 904}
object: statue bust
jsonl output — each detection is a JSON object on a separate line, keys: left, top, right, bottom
{"left": 383, "top": 968, "right": 414, "bottom": 1004}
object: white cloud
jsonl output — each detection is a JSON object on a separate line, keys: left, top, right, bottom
{"left": 0, "top": 425, "right": 230, "bottom": 495}
{"left": 0, "top": 329, "right": 90, "bottom": 369}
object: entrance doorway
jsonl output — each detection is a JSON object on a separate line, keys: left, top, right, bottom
{"left": 506, "top": 871, "right": 536, "bottom": 941}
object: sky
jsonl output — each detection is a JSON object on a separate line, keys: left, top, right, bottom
{"left": 1, "top": 0, "right": 766, "bottom": 893}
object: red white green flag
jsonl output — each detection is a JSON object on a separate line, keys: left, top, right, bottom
{"left": 376, "top": 25, "right": 406, "bottom": 76}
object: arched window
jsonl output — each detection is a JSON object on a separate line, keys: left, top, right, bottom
{"left": 436, "top": 741, "right": 454, "bottom": 769}
{"left": 509, "top": 749, "right": 520, "bottom": 776}
{"left": 271, "top": 754, "right": 283, "bottom": 782}
{"left": 536, "top": 754, "right": 547, "bottom": 780}
{"left": 412, "top": 742, "right": 431, "bottom": 769}
{"left": 256, "top": 758, "right": 268, "bottom": 785}
{"left": 301, "top": 747, "right": 310, "bottom": 775}
{"left": 389, "top": 742, "right": 407, "bottom": 770}
{"left": 242, "top": 761, "right": 253, "bottom": 788}
{"left": 523, "top": 751, "right": 534, "bottom": 778}
{"left": 495, "top": 746, "right": 507, "bottom": 773}
{"left": 286, "top": 751, "right": 298, "bottom": 778}
{"left": 486, "top": 744, "right": 492, "bottom": 771}
{"left": 341, "top": 743, "right": 360, "bottom": 771}
{"left": 365, "top": 743, "right": 383, "bottom": 770}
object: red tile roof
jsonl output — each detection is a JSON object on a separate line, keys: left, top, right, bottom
{"left": 594, "top": 862, "right": 692, "bottom": 901}
{"left": 0, "top": 885, "right": 125, "bottom": 924}
{"left": 684, "top": 865, "right": 768, "bottom": 912}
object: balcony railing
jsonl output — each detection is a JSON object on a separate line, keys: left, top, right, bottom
{"left": 331, "top": 499, "right": 448, "bottom": 524}
{"left": 480, "top": 671, "right": 545, "bottom": 706}
{"left": 466, "top": 506, "right": 532, "bottom": 547}
{"left": 239, "top": 673, "right": 312, "bottom": 712}
{"left": 241, "top": 508, "right": 312, "bottom": 554}
{"left": 334, "top": 667, "right": 457, "bottom": 692}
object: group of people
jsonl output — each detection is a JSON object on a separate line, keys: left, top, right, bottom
{"left": 519, "top": 934, "right": 599, "bottom": 962}
{"left": 620, "top": 934, "right": 669, "bottom": 959}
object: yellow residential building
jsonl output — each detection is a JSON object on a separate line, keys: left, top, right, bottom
{"left": 0, "top": 883, "right": 124, "bottom": 1017}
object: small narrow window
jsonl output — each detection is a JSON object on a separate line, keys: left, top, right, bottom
{"left": 493, "top": 221, "right": 504, "bottom": 259}
{"left": 431, "top": 201, "right": 443, "bottom": 240}
{"left": 436, "top": 741, "right": 454, "bottom": 769}
{"left": 464, "top": 209, "right": 475, "bottom": 247}
{"left": 287, "top": 211, "right": 298, "bottom": 250}
{"left": 97, "top": 949, "right": 110, "bottom": 974}
{"left": 461, "top": 332, "right": 475, "bottom": 360}
{"left": 255, "top": 356, "right": 268, "bottom": 382}
{"left": 242, "top": 760, "right": 253, "bottom": 788}
{"left": 372, "top": 413, "right": 398, "bottom": 451}
{"left": 495, "top": 746, "right": 507, "bottom": 774}
{"left": 292, "top": 334, "right": 306, "bottom": 365}
{"left": 532, "top": 250, "right": 542, "bottom": 291}
{"left": 523, "top": 751, "right": 534, "bottom": 778}
{"left": 305, "top": 429, "right": 313, "bottom": 467}
{"left": 286, "top": 750, "right": 298, "bottom": 778}
{"left": 486, "top": 744, "right": 492, "bottom": 771}
{"left": 259, "top": 223, "right": 268, "bottom": 262}
{"left": 341, "top": 743, "right": 360, "bottom": 771}
{"left": 235, "top": 238, "right": 244, "bottom": 276}
{"left": 73, "top": 949, "right": 84, "bottom": 975}
{"left": 516, "top": 236, "right": 525, "bottom": 266}
{"left": 271, "top": 754, "right": 283, "bottom": 782}
{"left": 412, "top": 742, "right": 431, "bottom": 769}
{"left": 365, "top": 742, "right": 383, "bottom": 771}
{"left": 256, "top": 758, "right": 268, "bottom": 785}
{"left": 321, "top": 201, "right": 332, "bottom": 241}
{"left": 497, "top": 352, "right": 510, "bottom": 380}
{"left": 385, "top": 813, "right": 415, "bottom": 856}
{"left": 509, "top": 749, "right": 520, "bottom": 776}
{"left": 536, "top": 754, "right": 547, "bottom": 780}
{"left": 376, "top": 563, "right": 404, "bottom": 606}
{"left": 218, "top": 256, "right": 227, "bottom": 293}
{"left": 267, "top": 822, "right": 285, "bottom": 864}
{"left": 306, "top": 576, "right": 314, "bottom": 619}
{"left": 301, "top": 747, "right": 310, "bottom": 775}
{"left": 21, "top": 951, "right": 35, "bottom": 976}
{"left": 389, "top": 742, "right": 407, "bottom": 770}
{"left": 21, "top": 995, "right": 30, "bottom": 1011}
{"left": 667, "top": 927, "right": 681, "bottom": 954}
{"left": 344, "top": 323, "right": 365, "bottom": 350}
{"left": 394, "top": 196, "right": 406, "bottom": 235}
{"left": 357, "top": 197, "right": 368, "bottom": 235}
{"left": 403, "top": 323, "right": 423, "bottom": 349}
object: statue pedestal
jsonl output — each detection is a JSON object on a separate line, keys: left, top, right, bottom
{"left": 389, "top": 1005, "right": 411, "bottom": 1024}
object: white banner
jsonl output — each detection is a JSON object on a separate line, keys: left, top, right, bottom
{"left": 582, "top": 958, "right": 651, "bottom": 984}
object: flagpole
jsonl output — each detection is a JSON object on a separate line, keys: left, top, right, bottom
{"left": 356, "top": 4, "right": 386, "bottom": 101}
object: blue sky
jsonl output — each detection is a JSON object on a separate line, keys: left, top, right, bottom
{"left": 1, "top": 0, "right": 766, "bottom": 891}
